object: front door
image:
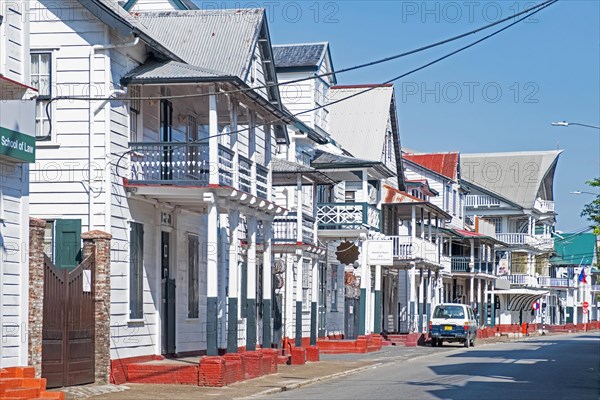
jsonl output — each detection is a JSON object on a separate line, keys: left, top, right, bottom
{"left": 161, "top": 231, "right": 176, "bottom": 355}
{"left": 344, "top": 297, "right": 360, "bottom": 340}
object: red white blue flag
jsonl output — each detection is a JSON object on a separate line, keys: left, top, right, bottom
{"left": 578, "top": 268, "right": 588, "bottom": 284}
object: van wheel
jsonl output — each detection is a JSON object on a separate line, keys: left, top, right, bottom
{"left": 463, "top": 338, "right": 470, "bottom": 348}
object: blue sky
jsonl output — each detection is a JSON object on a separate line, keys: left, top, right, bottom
{"left": 196, "top": 0, "right": 600, "bottom": 231}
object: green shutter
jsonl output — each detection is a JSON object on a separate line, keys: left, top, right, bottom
{"left": 130, "top": 222, "right": 144, "bottom": 320}
{"left": 54, "top": 219, "right": 82, "bottom": 269}
{"left": 241, "top": 261, "right": 248, "bottom": 318}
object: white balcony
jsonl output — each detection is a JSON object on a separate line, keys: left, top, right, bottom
{"left": 496, "top": 232, "right": 553, "bottom": 250}
{"left": 498, "top": 274, "right": 539, "bottom": 287}
{"left": 317, "top": 202, "right": 381, "bottom": 232}
{"left": 537, "top": 276, "right": 573, "bottom": 288}
{"left": 534, "top": 198, "right": 555, "bottom": 213}
{"left": 389, "top": 235, "right": 439, "bottom": 265}
{"left": 465, "top": 195, "right": 500, "bottom": 208}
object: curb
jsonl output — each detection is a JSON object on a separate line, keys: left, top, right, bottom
{"left": 236, "top": 362, "right": 382, "bottom": 399}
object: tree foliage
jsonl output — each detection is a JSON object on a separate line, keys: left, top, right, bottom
{"left": 580, "top": 177, "right": 600, "bottom": 235}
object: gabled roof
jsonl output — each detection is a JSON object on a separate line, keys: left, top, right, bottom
{"left": 406, "top": 179, "right": 439, "bottom": 196}
{"left": 134, "top": 9, "right": 265, "bottom": 79}
{"left": 273, "top": 43, "right": 328, "bottom": 68}
{"left": 311, "top": 150, "right": 394, "bottom": 178}
{"left": 460, "top": 150, "right": 562, "bottom": 209}
{"left": 328, "top": 84, "right": 404, "bottom": 189}
{"left": 123, "top": 0, "right": 198, "bottom": 11}
{"left": 77, "top": 0, "right": 184, "bottom": 61}
{"left": 122, "top": 60, "right": 223, "bottom": 83}
{"left": 551, "top": 232, "right": 597, "bottom": 266}
{"left": 403, "top": 152, "right": 459, "bottom": 181}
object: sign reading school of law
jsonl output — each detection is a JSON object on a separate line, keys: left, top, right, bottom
{"left": 0, "top": 101, "right": 36, "bottom": 163}
{"left": 367, "top": 240, "right": 394, "bottom": 266}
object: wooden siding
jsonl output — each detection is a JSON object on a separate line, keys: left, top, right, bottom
{"left": 0, "top": 162, "right": 29, "bottom": 368}
{"left": 0, "top": 0, "right": 29, "bottom": 86}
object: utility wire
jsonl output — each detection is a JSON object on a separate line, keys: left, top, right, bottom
{"left": 41, "top": 0, "right": 558, "bottom": 141}
{"left": 107, "top": 0, "right": 557, "bottom": 154}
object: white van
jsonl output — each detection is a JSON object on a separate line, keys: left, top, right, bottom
{"left": 429, "top": 303, "right": 478, "bottom": 348}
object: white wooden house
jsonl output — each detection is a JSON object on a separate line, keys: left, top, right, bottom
{"left": 28, "top": 1, "right": 290, "bottom": 380}
{"left": 0, "top": 0, "right": 37, "bottom": 369}
{"left": 461, "top": 150, "right": 561, "bottom": 326}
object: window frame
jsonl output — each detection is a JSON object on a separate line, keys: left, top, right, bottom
{"left": 30, "top": 51, "right": 53, "bottom": 141}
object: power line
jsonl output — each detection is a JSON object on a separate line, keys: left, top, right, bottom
{"left": 41, "top": 0, "right": 558, "bottom": 140}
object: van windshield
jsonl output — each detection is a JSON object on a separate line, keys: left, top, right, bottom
{"left": 434, "top": 305, "right": 465, "bottom": 319}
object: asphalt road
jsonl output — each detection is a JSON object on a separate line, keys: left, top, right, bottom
{"left": 264, "top": 333, "right": 600, "bottom": 400}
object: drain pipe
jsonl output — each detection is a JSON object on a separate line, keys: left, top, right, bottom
{"left": 89, "top": 36, "right": 139, "bottom": 231}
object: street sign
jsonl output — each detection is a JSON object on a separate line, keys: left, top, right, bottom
{"left": 583, "top": 308, "right": 589, "bottom": 314}
{"left": 532, "top": 302, "right": 540, "bottom": 310}
{"left": 582, "top": 301, "right": 589, "bottom": 308}
{"left": 367, "top": 240, "right": 394, "bottom": 266}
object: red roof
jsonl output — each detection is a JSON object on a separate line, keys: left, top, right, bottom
{"left": 403, "top": 152, "right": 459, "bottom": 181}
{"left": 454, "top": 229, "right": 486, "bottom": 238}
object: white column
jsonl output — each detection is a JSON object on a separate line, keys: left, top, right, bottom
{"left": 310, "top": 257, "right": 319, "bottom": 344}
{"left": 262, "top": 220, "right": 273, "bottom": 347}
{"left": 470, "top": 276, "right": 475, "bottom": 309}
{"left": 209, "top": 88, "right": 219, "bottom": 185}
{"left": 296, "top": 175, "right": 302, "bottom": 243}
{"left": 246, "top": 216, "right": 258, "bottom": 350}
{"left": 418, "top": 268, "right": 424, "bottom": 332}
{"left": 227, "top": 210, "right": 240, "bottom": 352}
{"left": 229, "top": 98, "right": 239, "bottom": 190}
{"left": 249, "top": 111, "right": 257, "bottom": 196}
{"left": 206, "top": 195, "right": 219, "bottom": 355}
{"left": 409, "top": 262, "right": 417, "bottom": 331}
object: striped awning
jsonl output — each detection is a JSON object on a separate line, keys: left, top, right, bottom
{"left": 495, "top": 288, "right": 549, "bottom": 311}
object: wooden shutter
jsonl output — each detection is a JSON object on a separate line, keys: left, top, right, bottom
{"left": 130, "top": 222, "right": 144, "bottom": 320}
{"left": 54, "top": 219, "right": 82, "bottom": 269}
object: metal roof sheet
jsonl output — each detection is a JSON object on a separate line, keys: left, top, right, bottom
{"left": 551, "top": 232, "right": 596, "bottom": 266}
{"left": 272, "top": 43, "right": 327, "bottom": 68}
{"left": 134, "top": 9, "right": 265, "bottom": 78}
{"left": 403, "top": 152, "right": 459, "bottom": 181}
{"left": 122, "top": 60, "right": 225, "bottom": 83}
{"left": 460, "top": 150, "right": 562, "bottom": 209}
{"left": 328, "top": 85, "right": 394, "bottom": 163}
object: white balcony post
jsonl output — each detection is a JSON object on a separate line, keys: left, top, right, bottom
{"left": 418, "top": 268, "right": 424, "bottom": 332}
{"left": 420, "top": 208, "right": 425, "bottom": 240}
{"left": 262, "top": 220, "right": 272, "bottom": 348}
{"left": 491, "top": 283, "right": 496, "bottom": 326}
{"left": 227, "top": 210, "right": 240, "bottom": 353}
{"left": 469, "top": 239, "right": 475, "bottom": 272}
{"left": 206, "top": 195, "right": 219, "bottom": 355}
{"left": 310, "top": 257, "right": 319, "bottom": 345}
{"left": 427, "top": 212, "right": 432, "bottom": 242}
{"left": 209, "top": 87, "right": 219, "bottom": 185}
{"left": 484, "top": 280, "right": 489, "bottom": 326}
{"left": 409, "top": 262, "right": 416, "bottom": 332}
{"left": 229, "top": 97, "right": 239, "bottom": 190}
{"left": 312, "top": 183, "right": 318, "bottom": 243}
{"left": 249, "top": 111, "right": 257, "bottom": 196}
{"left": 296, "top": 175, "right": 302, "bottom": 243}
{"left": 477, "top": 278, "right": 482, "bottom": 324}
{"left": 246, "top": 216, "right": 258, "bottom": 350}
{"left": 361, "top": 169, "right": 368, "bottom": 202}
{"left": 470, "top": 276, "right": 475, "bottom": 310}
{"left": 266, "top": 123, "right": 272, "bottom": 201}
{"left": 411, "top": 206, "right": 416, "bottom": 240}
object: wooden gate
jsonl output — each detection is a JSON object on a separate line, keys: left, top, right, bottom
{"left": 42, "top": 254, "right": 96, "bottom": 388}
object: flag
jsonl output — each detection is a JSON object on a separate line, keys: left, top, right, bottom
{"left": 578, "top": 267, "right": 588, "bottom": 284}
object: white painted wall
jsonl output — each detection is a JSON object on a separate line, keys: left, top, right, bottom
{"left": 0, "top": 0, "right": 30, "bottom": 87}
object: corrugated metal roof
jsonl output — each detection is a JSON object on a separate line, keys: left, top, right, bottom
{"left": 460, "top": 150, "right": 562, "bottom": 209}
{"left": 272, "top": 43, "right": 327, "bottom": 68}
{"left": 134, "top": 9, "right": 265, "bottom": 78}
{"left": 403, "top": 152, "right": 459, "bottom": 181}
{"left": 328, "top": 85, "right": 394, "bottom": 163}
{"left": 122, "top": 60, "right": 224, "bottom": 83}
{"left": 551, "top": 232, "right": 596, "bottom": 266}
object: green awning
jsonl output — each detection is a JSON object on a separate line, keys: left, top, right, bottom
{"left": 551, "top": 232, "right": 597, "bottom": 266}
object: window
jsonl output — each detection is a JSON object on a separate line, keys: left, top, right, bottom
{"left": 330, "top": 265, "right": 338, "bottom": 312}
{"left": 188, "top": 235, "right": 199, "bottom": 318}
{"left": 487, "top": 217, "right": 502, "bottom": 234}
{"left": 129, "top": 85, "right": 141, "bottom": 142}
{"left": 445, "top": 186, "right": 451, "bottom": 212}
{"left": 459, "top": 193, "right": 464, "bottom": 218}
{"left": 452, "top": 189, "right": 457, "bottom": 216}
{"left": 250, "top": 55, "right": 257, "bottom": 85}
{"left": 31, "top": 53, "right": 52, "bottom": 140}
{"left": 302, "top": 259, "right": 311, "bottom": 311}
{"left": 386, "top": 133, "right": 393, "bottom": 163}
{"left": 345, "top": 191, "right": 356, "bottom": 203}
{"left": 43, "top": 221, "right": 55, "bottom": 261}
{"left": 129, "top": 222, "right": 144, "bottom": 320}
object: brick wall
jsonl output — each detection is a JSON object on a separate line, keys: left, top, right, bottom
{"left": 28, "top": 218, "right": 46, "bottom": 377}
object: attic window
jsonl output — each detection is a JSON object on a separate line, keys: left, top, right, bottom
{"left": 250, "top": 55, "right": 258, "bottom": 86}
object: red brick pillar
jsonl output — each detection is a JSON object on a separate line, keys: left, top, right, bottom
{"left": 82, "top": 230, "right": 112, "bottom": 384}
{"left": 28, "top": 218, "right": 46, "bottom": 377}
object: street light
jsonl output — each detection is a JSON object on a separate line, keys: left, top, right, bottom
{"left": 551, "top": 121, "right": 600, "bottom": 130}
{"left": 570, "top": 191, "right": 597, "bottom": 195}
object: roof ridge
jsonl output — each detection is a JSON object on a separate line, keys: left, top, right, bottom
{"left": 272, "top": 42, "right": 329, "bottom": 47}
{"left": 135, "top": 8, "right": 265, "bottom": 15}
{"left": 462, "top": 150, "right": 563, "bottom": 157}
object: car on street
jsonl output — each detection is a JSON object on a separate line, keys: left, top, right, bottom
{"left": 429, "top": 303, "right": 478, "bottom": 347}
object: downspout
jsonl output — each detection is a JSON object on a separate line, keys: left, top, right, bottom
{"left": 89, "top": 36, "right": 139, "bottom": 231}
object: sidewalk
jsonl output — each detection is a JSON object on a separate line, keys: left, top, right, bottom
{"left": 60, "top": 332, "right": 556, "bottom": 400}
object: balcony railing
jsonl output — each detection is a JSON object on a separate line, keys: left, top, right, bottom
{"left": 465, "top": 195, "right": 500, "bottom": 208}
{"left": 389, "top": 236, "right": 438, "bottom": 264}
{"left": 591, "top": 285, "right": 600, "bottom": 293}
{"left": 273, "top": 212, "right": 315, "bottom": 245}
{"left": 218, "top": 145, "right": 234, "bottom": 187}
{"left": 317, "top": 202, "right": 380, "bottom": 231}
{"left": 537, "top": 276, "right": 573, "bottom": 288}
{"left": 496, "top": 233, "right": 553, "bottom": 249}
{"left": 449, "top": 257, "right": 495, "bottom": 274}
{"left": 498, "top": 273, "right": 539, "bottom": 286}
{"left": 129, "top": 142, "right": 210, "bottom": 184}
{"left": 534, "top": 198, "right": 555, "bottom": 213}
